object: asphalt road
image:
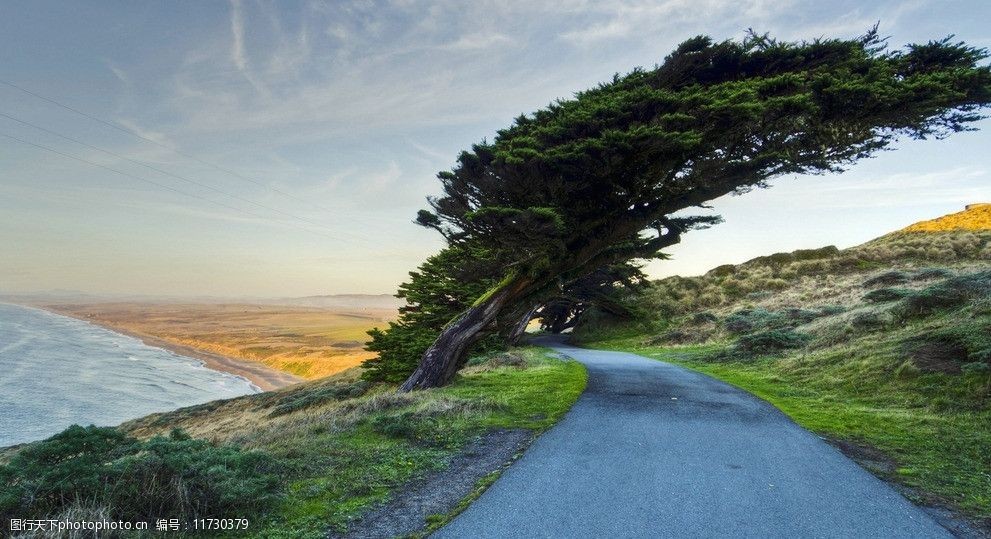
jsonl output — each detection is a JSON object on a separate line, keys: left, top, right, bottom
{"left": 434, "top": 336, "right": 950, "bottom": 538}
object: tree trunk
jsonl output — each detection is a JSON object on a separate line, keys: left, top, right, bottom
{"left": 399, "top": 277, "right": 528, "bottom": 391}
{"left": 507, "top": 304, "right": 539, "bottom": 345}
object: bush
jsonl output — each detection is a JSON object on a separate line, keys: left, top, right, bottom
{"left": 690, "top": 311, "right": 718, "bottom": 324}
{"left": 863, "top": 270, "right": 909, "bottom": 287}
{"left": 897, "top": 271, "right": 991, "bottom": 319}
{"left": 849, "top": 310, "right": 893, "bottom": 331}
{"left": 783, "top": 308, "right": 820, "bottom": 324}
{"left": 863, "top": 287, "right": 913, "bottom": 303}
{"left": 735, "top": 329, "right": 810, "bottom": 355}
{"left": 792, "top": 245, "right": 840, "bottom": 261}
{"left": 911, "top": 267, "right": 954, "bottom": 281}
{"left": 371, "top": 411, "right": 431, "bottom": 439}
{"left": 706, "top": 264, "right": 736, "bottom": 277}
{"left": 723, "top": 308, "right": 787, "bottom": 334}
{"left": 818, "top": 305, "right": 846, "bottom": 316}
{"left": 0, "top": 426, "right": 282, "bottom": 525}
{"left": 268, "top": 381, "right": 370, "bottom": 417}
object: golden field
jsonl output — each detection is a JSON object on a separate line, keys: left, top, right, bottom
{"left": 43, "top": 302, "right": 396, "bottom": 381}
{"left": 902, "top": 203, "right": 991, "bottom": 232}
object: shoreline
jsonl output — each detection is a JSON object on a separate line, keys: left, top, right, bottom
{"left": 31, "top": 304, "right": 303, "bottom": 392}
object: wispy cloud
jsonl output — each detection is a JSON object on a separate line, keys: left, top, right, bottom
{"left": 559, "top": 0, "right": 788, "bottom": 45}
{"left": 229, "top": 0, "right": 248, "bottom": 72}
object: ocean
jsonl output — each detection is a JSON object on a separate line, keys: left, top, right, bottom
{"left": 0, "top": 302, "right": 258, "bottom": 447}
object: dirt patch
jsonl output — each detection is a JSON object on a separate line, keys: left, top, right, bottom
{"left": 826, "top": 438, "right": 897, "bottom": 476}
{"left": 331, "top": 429, "right": 532, "bottom": 539}
{"left": 909, "top": 339, "right": 968, "bottom": 373}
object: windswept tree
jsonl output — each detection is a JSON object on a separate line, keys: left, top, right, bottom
{"left": 367, "top": 30, "right": 991, "bottom": 390}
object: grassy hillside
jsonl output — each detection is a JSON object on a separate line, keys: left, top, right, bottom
{"left": 1, "top": 348, "right": 586, "bottom": 537}
{"left": 579, "top": 208, "right": 991, "bottom": 523}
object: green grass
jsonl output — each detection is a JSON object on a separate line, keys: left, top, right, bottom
{"left": 588, "top": 332, "right": 991, "bottom": 519}
{"left": 251, "top": 347, "right": 586, "bottom": 538}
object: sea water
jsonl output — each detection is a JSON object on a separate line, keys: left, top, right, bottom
{"left": 0, "top": 302, "right": 258, "bottom": 446}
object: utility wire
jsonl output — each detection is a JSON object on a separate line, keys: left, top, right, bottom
{"left": 0, "top": 78, "right": 344, "bottom": 215}
{"left": 0, "top": 132, "right": 346, "bottom": 241}
{"left": 0, "top": 110, "right": 360, "bottom": 241}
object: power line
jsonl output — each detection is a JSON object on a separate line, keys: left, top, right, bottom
{"left": 0, "top": 110, "right": 361, "bottom": 240}
{"left": 0, "top": 78, "right": 342, "bottom": 215}
{"left": 0, "top": 132, "right": 346, "bottom": 241}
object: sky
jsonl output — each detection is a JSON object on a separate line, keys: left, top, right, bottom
{"left": 1, "top": 0, "right": 990, "bottom": 298}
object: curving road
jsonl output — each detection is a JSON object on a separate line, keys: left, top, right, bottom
{"left": 434, "top": 336, "right": 950, "bottom": 538}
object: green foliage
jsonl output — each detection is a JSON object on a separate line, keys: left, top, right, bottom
{"left": 691, "top": 311, "right": 719, "bottom": 324}
{"left": 895, "top": 270, "right": 991, "bottom": 319}
{"left": 362, "top": 246, "right": 504, "bottom": 382}
{"left": 0, "top": 425, "right": 281, "bottom": 525}
{"left": 734, "top": 329, "right": 810, "bottom": 355}
{"left": 863, "top": 287, "right": 914, "bottom": 303}
{"left": 370, "top": 411, "right": 441, "bottom": 443}
{"left": 912, "top": 267, "right": 955, "bottom": 281}
{"left": 849, "top": 310, "right": 894, "bottom": 331}
{"left": 268, "top": 381, "right": 370, "bottom": 417}
{"left": 724, "top": 308, "right": 788, "bottom": 334}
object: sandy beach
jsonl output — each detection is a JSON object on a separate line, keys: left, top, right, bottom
{"left": 37, "top": 306, "right": 303, "bottom": 391}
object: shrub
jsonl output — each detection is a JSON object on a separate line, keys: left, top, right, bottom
{"left": 0, "top": 426, "right": 282, "bottom": 525}
{"left": 735, "top": 329, "right": 810, "bottom": 355}
{"left": 818, "top": 305, "right": 846, "bottom": 316}
{"left": 897, "top": 271, "right": 991, "bottom": 319}
{"left": 783, "top": 308, "right": 820, "bottom": 324}
{"left": 792, "top": 245, "right": 840, "bottom": 261}
{"left": 723, "top": 308, "right": 787, "bottom": 334}
{"left": 690, "top": 311, "right": 718, "bottom": 324}
{"left": 765, "top": 252, "right": 795, "bottom": 265}
{"left": 911, "top": 267, "right": 954, "bottom": 281}
{"left": 706, "top": 264, "right": 736, "bottom": 277}
{"left": 268, "top": 381, "right": 370, "bottom": 417}
{"left": 863, "top": 287, "right": 913, "bottom": 303}
{"left": 862, "top": 270, "right": 909, "bottom": 287}
{"left": 371, "top": 411, "right": 430, "bottom": 439}
{"left": 849, "top": 310, "right": 893, "bottom": 331}
{"left": 368, "top": 399, "right": 481, "bottom": 447}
